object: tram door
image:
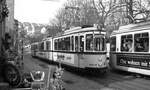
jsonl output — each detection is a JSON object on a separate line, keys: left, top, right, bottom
{"left": 75, "top": 35, "right": 84, "bottom": 52}
{"left": 80, "top": 36, "right": 84, "bottom": 52}
{"left": 76, "top": 35, "right": 85, "bottom": 68}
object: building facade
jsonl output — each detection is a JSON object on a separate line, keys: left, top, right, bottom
{"left": 0, "top": 0, "right": 14, "bottom": 56}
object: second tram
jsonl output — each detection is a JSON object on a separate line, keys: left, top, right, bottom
{"left": 110, "top": 22, "right": 150, "bottom": 75}
{"left": 31, "top": 26, "right": 108, "bottom": 73}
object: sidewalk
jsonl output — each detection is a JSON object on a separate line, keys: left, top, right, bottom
{"left": 0, "top": 54, "right": 52, "bottom": 90}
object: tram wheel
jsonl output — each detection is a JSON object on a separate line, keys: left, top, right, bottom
{"left": 3, "top": 63, "right": 22, "bottom": 87}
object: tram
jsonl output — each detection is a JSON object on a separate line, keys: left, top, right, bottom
{"left": 31, "top": 26, "right": 108, "bottom": 73}
{"left": 110, "top": 22, "right": 150, "bottom": 75}
{"left": 31, "top": 42, "right": 39, "bottom": 56}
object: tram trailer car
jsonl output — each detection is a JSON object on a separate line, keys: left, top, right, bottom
{"left": 31, "top": 26, "right": 108, "bottom": 73}
{"left": 110, "top": 22, "right": 150, "bottom": 75}
{"left": 31, "top": 42, "right": 39, "bottom": 57}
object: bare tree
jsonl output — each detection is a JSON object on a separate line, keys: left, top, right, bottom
{"left": 53, "top": 0, "right": 99, "bottom": 28}
{"left": 116, "top": 0, "right": 150, "bottom": 24}
{"left": 51, "top": 0, "right": 150, "bottom": 36}
{"left": 132, "top": 0, "right": 150, "bottom": 22}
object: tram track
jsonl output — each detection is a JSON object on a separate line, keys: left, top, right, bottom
{"left": 29, "top": 55, "right": 150, "bottom": 90}
{"left": 97, "top": 71, "right": 150, "bottom": 90}
{"left": 63, "top": 68, "right": 150, "bottom": 90}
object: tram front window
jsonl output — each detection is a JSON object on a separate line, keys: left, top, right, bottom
{"left": 94, "top": 35, "right": 105, "bottom": 51}
{"left": 80, "top": 36, "right": 84, "bottom": 52}
{"left": 86, "top": 34, "right": 93, "bottom": 51}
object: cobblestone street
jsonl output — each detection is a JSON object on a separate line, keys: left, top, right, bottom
{"left": 10, "top": 54, "right": 150, "bottom": 90}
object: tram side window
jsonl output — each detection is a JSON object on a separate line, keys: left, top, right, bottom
{"left": 39, "top": 42, "right": 44, "bottom": 51}
{"left": 80, "top": 36, "right": 84, "bottom": 52}
{"left": 54, "top": 39, "right": 58, "bottom": 50}
{"left": 134, "top": 33, "right": 149, "bottom": 52}
{"left": 71, "top": 36, "right": 74, "bottom": 51}
{"left": 65, "top": 37, "right": 70, "bottom": 51}
{"left": 32, "top": 44, "right": 38, "bottom": 51}
{"left": 121, "top": 35, "right": 133, "bottom": 52}
{"left": 110, "top": 37, "right": 116, "bottom": 51}
{"left": 42, "top": 42, "right": 44, "bottom": 50}
{"left": 58, "top": 39, "right": 62, "bottom": 50}
{"left": 31, "top": 45, "right": 34, "bottom": 50}
{"left": 61, "top": 38, "right": 65, "bottom": 50}
{"left": 75, "top": 36, "right": 78, "bottom": 51}
{"left": 35, "top": 45, "right": 38, "bottom": 50}
{"left": 86, "top": 34, "right": 93, "bottom": 51}
{"left": 46, "top": 41, "right": 51, "bottom": 50}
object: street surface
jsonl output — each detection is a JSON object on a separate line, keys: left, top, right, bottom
{"left": 12, "top": 54, "right": 150, "bottom": 90}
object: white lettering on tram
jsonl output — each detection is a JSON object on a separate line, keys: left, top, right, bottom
{"left": 128, "top": 60, "right": 140, "bottom": 65}
{"left": 141, "top": 62, "right": 148, "bottom": 66}
{"left": 120, "top": 59, "right": 126, "bottom": 64}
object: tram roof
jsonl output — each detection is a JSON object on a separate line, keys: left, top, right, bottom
{"left": 42, "top": 37, "right": 52, "bottom": 41}
{"left": 42, "top": 26, "right": 106, "bottom": 40}
{"left": 31, "top": 42, "right": 39, "bottom": 45}
{"left": 111, "top": 21, "right": 150, "bottom": 35}
{"left": 63, "top": 26, "right": 106, "bottom": 35}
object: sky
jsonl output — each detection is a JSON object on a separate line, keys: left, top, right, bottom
{"left": 14, "top": 0, "right": 67, "bottom": 24}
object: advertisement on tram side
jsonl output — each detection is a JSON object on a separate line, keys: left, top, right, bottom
{"left": 117, "top": 54, "right": 150, "bottom": 69}
{"left": 53, "top": 53, "right": 74, "bottom": 64}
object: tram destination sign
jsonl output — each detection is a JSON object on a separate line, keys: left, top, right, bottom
{"left": 117, "top": 53, "right": 150, "bottom": 70}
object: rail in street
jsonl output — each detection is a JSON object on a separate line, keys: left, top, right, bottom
{"left": 11, "top": 54, "right": 150, "bottom": 90}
